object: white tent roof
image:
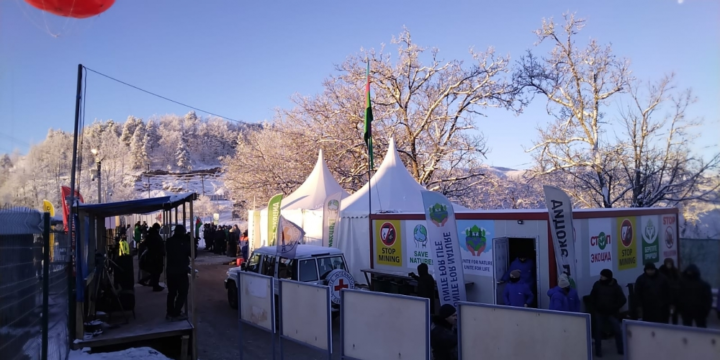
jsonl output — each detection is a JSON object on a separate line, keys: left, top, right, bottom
{"left": 280, "top": 149, "right": 349, "bottom": 210}
{"left": 340, "top": 138, "right": 467, "bottom": 216}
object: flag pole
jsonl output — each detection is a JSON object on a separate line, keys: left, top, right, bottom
{"left": 366, "top": 58, "right": 374, "bottom": 268}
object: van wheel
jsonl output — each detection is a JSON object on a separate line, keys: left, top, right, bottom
{"left": 228, "top": 282, "right": 238, "bottom": 309}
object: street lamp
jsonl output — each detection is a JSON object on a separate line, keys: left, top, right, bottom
{"left": 91, "top": 148, "right": 102, "bottom": 204}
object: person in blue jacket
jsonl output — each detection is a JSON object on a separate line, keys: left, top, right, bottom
{"left": 548, "top": 274, "right": 580, "bottom": 312}
{"left": 501, "top": 254, "right": 535, "bottom": 286}
{"left": 503, "top": 269, "right": 534, "bottom": 307}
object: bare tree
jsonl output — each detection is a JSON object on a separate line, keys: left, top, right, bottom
{"left": 226, "top": 28, "right": 520, "bottom": 205}
{"left": 618, "top": 74, "right": 720, "bottom": 207}
{"left": 515, "top": 13, "right": 631, "bottom": 208}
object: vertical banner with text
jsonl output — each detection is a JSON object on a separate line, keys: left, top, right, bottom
{"left": 375, "top": 219, "right": 403, "bottom": 267}
{"left": 267, "top": 194, "right": 283, "bottom": 246}
{"left": 640, "top": 215, "right": 660, "bottom": 264}
{"left": 661, "top": 214, "right": 678, "bottom": 262}
{"left": 617, "top": 217, "right": 638, "bottom": 271}
{"left": 421, "top": 191, "right": 467, "bottom": 307}
{"left": 542, "top": 186, "right": 578, "bottom": 282}
{"left": 322, "top": 192, "right": 343, "bottom": 247}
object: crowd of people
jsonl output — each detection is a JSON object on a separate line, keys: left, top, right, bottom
{"left": 412, "top": 256, "right": 717, "bottom": 360}
{"left": 202, "top": 223, "right": 248, "bottom": 260}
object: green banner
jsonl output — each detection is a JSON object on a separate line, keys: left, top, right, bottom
{"left": 267, "top": 194, "right": 283, "bottom": 246}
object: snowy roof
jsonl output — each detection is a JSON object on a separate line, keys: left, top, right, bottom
{"left": 78, "top": 192, "right": 198, "bottom": 217}
{"left": 280, "top": 149, "right": 349, "bottom": 210}
{"left": 340, "top": 138, "right": 467, "bottom": 216}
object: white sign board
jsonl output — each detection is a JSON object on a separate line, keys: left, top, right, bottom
{"left": 624, "top": 320, "right": 720, "bottom": 360}
{"left": 341, "top": 290, "right": 430, "bottom": 360}
{"left": 459, "top": 303, "right": 591, "bottom": 360}
{"left": 280, "top": 280, "right": 331, "bottom": 352}
{"left": 239, "top": 272, "right": 274, "bottom": 333}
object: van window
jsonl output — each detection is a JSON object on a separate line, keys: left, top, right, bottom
{"left": 298, "top": 259, "right": 318, "bottom": 282}
{"left": 246, "top": 253, "right": 261, "bottom": 273}
{"left": 261, "top": 255, "right": 276, "bottom": 276}
{"left": 278, "top": 257, "right": 295, "bottom": 280}
{"left": 317, "top": 256, "right": 345, "bottom": 279}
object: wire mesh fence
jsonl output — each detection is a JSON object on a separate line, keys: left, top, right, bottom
{"left": 680, "top": 238, "right": 720, "bottom": 290}
{"left": 0, "top": 208, "right": 71, "bottom": 360}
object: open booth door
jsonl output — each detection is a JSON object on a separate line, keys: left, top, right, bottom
{"left": 493, "top": 237, "right": 509, "bottom": 304}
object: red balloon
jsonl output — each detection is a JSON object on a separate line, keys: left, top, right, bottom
{"left": 24, "top": 0, "right": 115, "bottom": 19}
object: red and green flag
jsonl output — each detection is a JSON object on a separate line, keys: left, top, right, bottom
{"left": 364, "top": 60, "right": 374, "bottom": 170}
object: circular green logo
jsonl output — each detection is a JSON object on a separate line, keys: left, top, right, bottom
{"left": 598, "top": 232, "right": 607, "bottom": 250}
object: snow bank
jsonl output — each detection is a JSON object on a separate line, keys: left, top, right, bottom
{"left": 69, "top": 347, "right": 172, "bottom": 360}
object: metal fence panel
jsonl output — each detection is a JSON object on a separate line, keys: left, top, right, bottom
{"left": 0, "top": 208, "right": 70, "bottom": 360}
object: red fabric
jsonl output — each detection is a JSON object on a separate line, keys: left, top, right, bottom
{"left": 60, "top": 186, "right": 84, "bottom": 232}
{"left": 24, "top": 0, "right": 115, "bottom": 19}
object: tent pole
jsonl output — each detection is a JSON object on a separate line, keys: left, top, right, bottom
{"left": 367, "top": 151, "right": 373, "bottom": 269}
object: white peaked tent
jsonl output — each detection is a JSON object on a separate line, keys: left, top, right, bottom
{"left": 248, "top": 149, "right": 349, "bottom": 248}
{"left": 335, "top": 138, "right": 468, "bottom": 282}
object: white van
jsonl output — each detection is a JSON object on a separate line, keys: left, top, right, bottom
{"left": 224, "top": 245, "right": 352, "bottom": 318}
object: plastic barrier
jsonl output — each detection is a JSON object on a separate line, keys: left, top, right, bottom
{"left": 237, "top": 272, "right": 275, "bottom": 360}
{"left": 340, "top": 289, "right": 430, "bottom": 360}
{"left": 623, "top": 320, "right": 720, "bottom": 360}
{"left": 458, "top": 302, "right": 591, "bottom": 360}
{"left": 279, "top": 280, "right": 332, "bottom": 359}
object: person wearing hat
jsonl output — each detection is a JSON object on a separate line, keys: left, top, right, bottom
{"left": 409, "top": 263, "right": 437, "bottom": 314}
{"left": 590, "top": 269, "right": 626, "bottom": 357}
{"left": 678, "top": 264, "right": 712, "bottom": 328}
{"left": 634, "top": 262, "right": 670, "bottom": 323}
{"left": 658, "top": 258, "right": 681, "bottom": 324}
{"left": 503, "top": 269, "right": 534, "bottom": 308}
{"left": 430, "top": 304, "right": 458, "bottom": 360}
{"left": 547, "top": 273, "right": 580, "bottom": 312}
{"left": 166, "top": 224, "right": 191, "bottom": 321}
{"left": 141, "top": 223, "right": 165, "bottom": 292}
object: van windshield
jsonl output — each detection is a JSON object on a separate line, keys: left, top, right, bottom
{"left": 317, "top": 256, "right": 346, "bottom": 279}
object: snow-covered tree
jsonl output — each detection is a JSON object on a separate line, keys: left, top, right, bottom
{"left": 176, "top": 138, "right": 192, "bottom": 171}
{"left": 130, "top": 123, "right": 147, "bottom": 169}
{"left": 144, "top": 119, "right": 160, "bottom": 153}
{"left": 120, "top": 116, "right": 140, "bottom": 147}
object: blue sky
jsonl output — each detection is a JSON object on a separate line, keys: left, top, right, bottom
{"left": 1, "top": 0, "right": 718, "bottom": 169}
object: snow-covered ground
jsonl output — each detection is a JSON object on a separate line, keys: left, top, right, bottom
{"left": 69, "top": 347, "right": 172, "bottom": 360}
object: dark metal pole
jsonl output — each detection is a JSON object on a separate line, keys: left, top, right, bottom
{"left": 97, "top": 160, "right": 102, "bottom": 203}
{"left": 68, "top": 63, "right": 83, "bottom": 343}
{"left": 42, "top": 212, "right": 50, "bottom": 360}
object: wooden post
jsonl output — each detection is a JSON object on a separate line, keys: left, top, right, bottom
{"left": 180, "top": 335, "right": 189, "bottom": 360}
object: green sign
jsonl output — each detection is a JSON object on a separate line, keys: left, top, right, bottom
{"left": 267, "top": 194, "right": 283, "bottom": 246}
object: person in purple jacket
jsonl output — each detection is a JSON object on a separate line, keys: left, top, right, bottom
{"left": 503, "top": 269, "right": 534, "bottom": 307}
{"left": 548, "top": 274, "right": 580, "bottom": 312}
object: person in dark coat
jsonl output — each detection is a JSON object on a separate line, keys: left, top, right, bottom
{"left": 548, "top": 274, "right": 580, "bottom": 312}
{"left": 142, "top": 224, "right": 165, "bottom": 292}
{"left": 430, "top": 304, "right": 458, "bottom": 360}
{"left": 634, "top": 262, "right": 671, "bottom": 323}
{"left": 503, "top": 269, "right": 534, "bottom": 307}
{"left": 590, "top": 269, "right": 626, "bottom": 357}
{"left": 166, "top": 225, "right": 191, "bottom": 321}
{"left": 409, "top": 263, "right": 436, "bottom": 314}
{"left": 678, "top": 264, "right": 712, "bottom": 328}
{"left": 204, "top": 224, "right": 213, "bottom": 251}
{"left": 214, "top": 226, "right": 227, "bottom": 255}
{"left": 33, "top": 237, "right": 44, "bottom": 279}
{"left": 227, "top": 225, "right": 239, "bottom": 257}
{"left": 658, "top": 258, "right": 681, "bottom": 324}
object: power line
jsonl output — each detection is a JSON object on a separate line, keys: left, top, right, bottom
{"left": 83, "top": 66, "right": 242, "bottom": 123}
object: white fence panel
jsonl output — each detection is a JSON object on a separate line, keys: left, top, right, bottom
{"left": 624, "top": 320, "right": 720, "bottom": 360}
{"left": 458, "top": 302, "right": 591, "bottom": 360}
{"left": 279, "top": 280, "right": 332, "bottom": 354}
{"left": 238, "top": 272, "right": 274, "bottom": 332}
{"left": 340, "top": 289, "right": 430, "bottom": 360}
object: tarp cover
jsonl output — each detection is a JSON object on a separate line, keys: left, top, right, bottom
{"left": 77, "top": 192, "right": 197, "bottom": 217}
